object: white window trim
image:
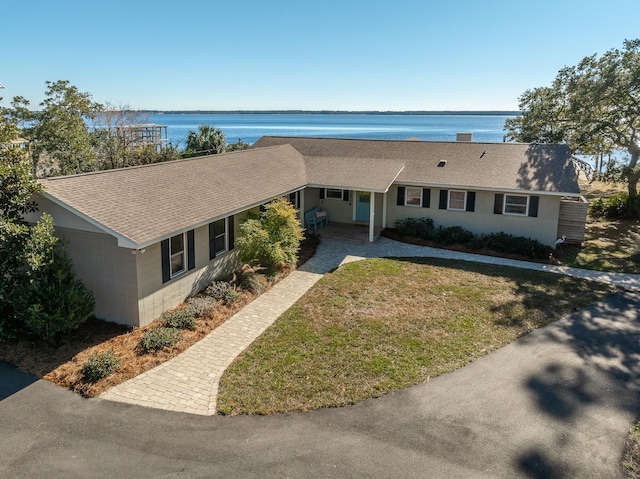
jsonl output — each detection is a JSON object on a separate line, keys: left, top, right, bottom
{"left": 448, "top": 190, "right": 467, "bottom": 211}
{"left": 213, "top": 217, "right": 228, "bottom": 257}
{"left": 170, "top": 233, "right": 186, "bottom": 278}
{"left": 325, "top": 188, "right": 344, "bottom": 200}
{"left": 503, "top": 194, "right": 529, "bottom": 216}
{"left": 404, "top": 186, "right": 423, "bottom": 207}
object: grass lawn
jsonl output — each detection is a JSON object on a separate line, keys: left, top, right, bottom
{"left": 557, "top": 181, "right": 640, "bottom": 273}
{"left": 217, "top": 257, "right": 617, "bottom": 415}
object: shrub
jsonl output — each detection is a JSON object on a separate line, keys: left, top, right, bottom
{"left": 433, "top": 226, "right": 475, "bottom": 245}
{"left": 186, "top": 296, "right": 217, "bottom": 317}
{"left": 206, "top": 281, "right": 240, "bottom": 303}
{"left": 235, "top": 198, "right": 304, "bottom": 269}
{"left": 141, "top": 327, "right": 181, "bottom": 352}
{"left": 233, "top": 264, "right": 268, "bottom": 293}
{"left": 472, "top": 232, "right": 552, "bottom": 259}
{"left": 590, "top": 193, "right": 640, "bottom": 219}
{"left": 16, "top": 235, "right": 95, "bottom": 345}
{"left": 393, "top": 217, "right": 435, "bottom": 240}
{"left": 161, "top": 308, "right": 196, "bottom": 330}
{"left": 82, "top": 349, "right": 120, "bottom": 382}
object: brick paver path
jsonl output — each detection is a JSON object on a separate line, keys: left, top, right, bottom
{"left": 101, "top": 238, "right": 640, "bottom": 415}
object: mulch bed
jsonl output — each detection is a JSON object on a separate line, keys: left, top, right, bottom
{"left": 0, "top": 237, "right": 319, "bottom": 398}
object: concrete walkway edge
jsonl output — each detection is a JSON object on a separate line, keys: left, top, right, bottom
{"left": 100, "top": 237, "right": 640, "bottom": 415}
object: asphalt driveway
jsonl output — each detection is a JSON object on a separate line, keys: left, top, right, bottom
{"left": 1, "top": 291, "right": 639, "bottom": 478}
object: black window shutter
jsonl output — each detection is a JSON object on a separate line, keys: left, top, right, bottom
{"left": 228, "top": 215, "right": 235, "bottom": 250}
{"left": 439, "top": 190, "right": 448, "bottom": 209}
{"left": 319, "top": 189, "right": 325, "bottom": 200}
{"left": 466, "top": 192, "right": 476, "bottom": 212}
{"left": 187, "top": 230, "right": 195, "bottom": 270}
{"left": 343, "top": 190, "right": 350, "bottom": 201}
{"left": 494, "top": 194, "right": 504, "bottom": 214}
{"left": 397, "top": 186, "right": 405, "bottom": 206}
{"left": 528, "top": 196, "right": 539, "bottom": 217}
{"left": 161, "top": 239, "right": 170, "bottom": 283}
{"left": 422, "top": 188, "right": 431, "bottom": 208}
{"left": 208, "top": 222, "right": 215, "bottom": 260}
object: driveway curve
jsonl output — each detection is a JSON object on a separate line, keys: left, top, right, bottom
{"left": 1, "top": 239, "right": 639, "bottom": 478}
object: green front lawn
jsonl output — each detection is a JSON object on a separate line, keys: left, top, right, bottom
{"left": 217, "top": 257, "right": 616, "bottom": 415}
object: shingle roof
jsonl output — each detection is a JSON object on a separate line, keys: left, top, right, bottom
{"left": 40, "top": 144, "right": 307, "bottom": 248}
{"left": 253, "top": 136, "right": 580, "bottom": 195}
{"left": 40, "top": 136, "right": 579, "bottom": 248}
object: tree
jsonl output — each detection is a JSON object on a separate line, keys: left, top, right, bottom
{"left": 31, "top": 80, "right": 103, "bottom": 176}
{"left": 185, "top": 124, "right": 227, "bottom": 156}
{"left": 505, "top": 39, "right": 640, "bottom": 198}
{"left": 235, "top": 198, "right": 304, "bottom": 270}
{"left": 0, "top": 107, "right": 94, "bottom": 343}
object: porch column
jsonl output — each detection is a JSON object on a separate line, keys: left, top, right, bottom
{"left": 382, "top": 192, "right": 388, "bottom": 228}
{"left": 369, "top": 191, "right": 375, "bottom": 242}
{"left": 299, "top": 189, "right": 305, "bottom": 226}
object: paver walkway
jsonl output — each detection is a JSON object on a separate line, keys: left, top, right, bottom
{"left": 101, "top": 237, "right": 640, "bottom": 415}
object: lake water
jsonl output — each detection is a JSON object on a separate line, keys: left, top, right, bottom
{"left": 146, "top": 113, "right": 516, "bottom": 147}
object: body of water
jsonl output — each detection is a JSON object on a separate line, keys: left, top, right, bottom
{"left": 146, "top": 113, "right": 516, "bottom": 147}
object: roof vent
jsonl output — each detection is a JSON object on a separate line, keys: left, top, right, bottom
{"left": 437, "top": 160, "right": 446, "bottom": 167}
{"left": 456, "top": 132, "right": 473, "bottom": 142}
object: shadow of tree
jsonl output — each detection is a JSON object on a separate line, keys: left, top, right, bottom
{"left": 516, "top": 144, "right": 579, "bottom": 193}
{"left": 516, "top": 291, "right": 640, "bottom": 477}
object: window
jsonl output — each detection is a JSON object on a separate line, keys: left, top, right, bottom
{"left": 170, "top": 233, "right": 185, "bottom": 278}
{"left": 405, "top": 187, "right": 422, "bottom": 206}
{"left": 325, "top": 188, "right": 344, "bottom": 200}
{"left": 210, "top": 218, "right": 227, "bottom": 258}
{"left": 448, "top": 190, "right": 466, "bottom": 210}
{"left": 504, "top": 195, "right": 528, "bottom": 215}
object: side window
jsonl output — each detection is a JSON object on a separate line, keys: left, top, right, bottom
{"left": 170, "top": 233, "right": 185, "bottom": 278}
{"left": 405, "top": 187, "right": 422, "bottom": 206}
{"left": 504, "top": 195, "right": 528, "bottom": 215}
{"left": 448, "top": 190, "right": 466, "bottom": 211}
{"left": 209, "top": 218, "right": 227, "bottom": 259}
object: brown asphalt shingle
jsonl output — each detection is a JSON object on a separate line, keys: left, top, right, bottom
{"left": 254, "top": 136, "right": 580, "bottom": 194}
{"left": 40, "top": 144, "right": 307, "bottom": 247}
{"left": 40, "top": 136, "right": 579, "bottom": 248}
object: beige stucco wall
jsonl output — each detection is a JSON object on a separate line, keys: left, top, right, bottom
{"left": 54, "top": 227, "right": 140, "bottom": 325}
{"left": 136, "top": 215, "right": 245, "bottom": 327}
{"left": 386, "top": 185, "right": 561, "bottom": 246}
{"left": 303, "top": 188, "right": 384, "bottom": 227}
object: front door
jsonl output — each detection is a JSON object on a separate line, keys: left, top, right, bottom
{"left": 355, "top": 191, "right": 371, "bottom": 222}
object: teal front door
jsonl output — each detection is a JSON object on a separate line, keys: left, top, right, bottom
{"left": 355, "top": 191, "right": 371, "bottom": 222}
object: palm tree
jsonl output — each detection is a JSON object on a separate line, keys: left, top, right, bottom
{"left": 185, "top": 125, "right": 227, "bottom": 156}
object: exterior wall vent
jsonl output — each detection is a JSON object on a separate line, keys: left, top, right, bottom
{"left": 456, "top": 132, "right": 473, "bottom": 142}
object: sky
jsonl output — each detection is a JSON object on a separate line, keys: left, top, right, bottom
{"left": 2, "top": 0, "right": 639, "bottom": 111}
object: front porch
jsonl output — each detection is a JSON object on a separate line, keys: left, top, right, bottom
{"left": 312, "top": 222, "right": 383, "bottom": 243}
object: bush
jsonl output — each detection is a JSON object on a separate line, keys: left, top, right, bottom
{"left": 186, "top": 296, "right": 217, "bottom": 317}
{"left": 394, "top": 217, "right": 435, "bottom": 240}
{"left": 472, "top": 232, "right": 552, "bottom": 259}
{"left": 433, "top": 226, "right": 475, "bottom": 245}
{"left": 590, "top": 193, "right": 640, "bottom": 219}
{"left": 232, "top": 264, "right": 268, "bottom": 293}
{"left": 141, "top": 327, "right": 181, "bottom": 352}
{"left": 161, "top": 308, "right": 196, "bottom": 330}
{"left": 82, "top": 350, "right": 120, "bottom": 382}
{"left": 235, "top": 197, "right": 304, "bottom": 269}
{"left": 205, "top": 281, "right": 240, "bottom": 303}
{"left": 16, "top": 235, "right": 95, "bottom": 345}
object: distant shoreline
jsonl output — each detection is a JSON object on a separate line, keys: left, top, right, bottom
{"left": 142, "top": 110, "right": 519, "bottom": 116}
